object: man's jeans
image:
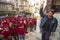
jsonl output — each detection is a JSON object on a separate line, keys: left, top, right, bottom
{"left": 13, "top": 34, "right": 19, "bottom": 40}
{"left": 19, "top": 34, "right": 25, "bottom": 40}
{"left": 42, "top": 30, "right": 51, "bottom": 40}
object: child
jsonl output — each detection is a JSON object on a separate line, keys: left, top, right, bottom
{"left": 1, "top": 27, "right": 11, "bottom": 40}
{"left": 11, "top": 23, "right": 19, "bottom": 40}
{"left": 23, "top": 17, "right": 27, "bottom": 32}
{"left": 18, "top": 22, "right": 26, "bottom": 40}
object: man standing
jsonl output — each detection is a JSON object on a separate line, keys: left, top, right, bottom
{"left": 40, "top": 4, "right": 58, "bottom": 40}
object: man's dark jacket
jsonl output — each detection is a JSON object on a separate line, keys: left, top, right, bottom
{"left": 40, "top": 8, "right": 58, "bottom": 32}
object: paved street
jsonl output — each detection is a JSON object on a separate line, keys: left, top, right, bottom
{"left": 25, "top": 31, "right": 36, "bottom": 40}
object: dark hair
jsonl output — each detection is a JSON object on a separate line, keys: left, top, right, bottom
{"left": 47, "top": 9, "right": 54, "bottom": 14}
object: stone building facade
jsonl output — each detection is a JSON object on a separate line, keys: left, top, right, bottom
{"left": 46, "top": 0, "right": 60, "bottom": 12}
{"left": 12, "top": 0, "right": 29, "bottom": 13}
{"left": 0, "top": 0, "right": 15, "bottom": 15}
{"left": 0, "top": 0, "right": 15, "bottom": 12}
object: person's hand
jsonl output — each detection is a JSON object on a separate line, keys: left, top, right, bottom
{"left": 40, "top": 4, "right": 43, "bottom": 8}
{"left": 51, "top": 32, "right": 55, "bottom": 36}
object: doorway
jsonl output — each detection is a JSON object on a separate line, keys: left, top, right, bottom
{"left": 52, "top": 0, "right": 60, "bottom": 12}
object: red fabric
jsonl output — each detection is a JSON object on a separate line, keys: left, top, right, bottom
{"left": 0, "top": 27, "right": 3, "bottom": 34}
{"left": 11, "top": 19, "right": 16, "bottom": 23}
{"left": 2, "top": 23, "right": 9, "bottom": 28}
{"left": 1, "top": 30, "right": 11, "bottom": 39}
{"left": 33, "top": 19, "right": 37, "bottom": 25}
{"left": 18, "top": 21, "right": 24, "bottom": 27}
{"left": 6, "top": 19, "right": 10, "bottom": 23}
{"left": 1, "top": 19, "right": 6, "bottom": 24}
{"left": 18, "top": 28, "right": 25, "bottom": 35}
{"left": 11, "top": 27, "right": 19, "bottom": 34}
{"left": 28, "top": 20, "right": 33, "bottom": 27}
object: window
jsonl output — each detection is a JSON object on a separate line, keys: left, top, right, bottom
{"left": 12, "top": 6, "right": 14, "bottom": 10}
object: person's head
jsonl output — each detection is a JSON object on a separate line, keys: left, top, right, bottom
{"left": 47, "top": 9, "right": 54, "bottom": 17}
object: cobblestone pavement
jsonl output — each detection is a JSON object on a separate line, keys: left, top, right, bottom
{"left": 25, "top": 31, "right": 36, "bottom": 40}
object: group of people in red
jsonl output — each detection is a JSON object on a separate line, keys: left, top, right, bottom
{"left": 0, "top": 15, "right": 36, "bottom": 40}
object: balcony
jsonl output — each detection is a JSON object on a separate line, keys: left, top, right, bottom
{"left": 0, "top": 0, "right": 14, "bottom": 5}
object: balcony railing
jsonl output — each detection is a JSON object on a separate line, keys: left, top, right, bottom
{"left": 0, "top": 0, "right": 14, "bottom": 5}
{"left": 0, "top": 7, "right": 15, "bottom": 11}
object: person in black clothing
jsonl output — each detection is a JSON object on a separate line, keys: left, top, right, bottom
{"left": 40, "top": 4, "right": 58, "bottom": 40}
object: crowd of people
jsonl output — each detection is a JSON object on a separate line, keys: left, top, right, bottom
{"left": 0, "top": 15, "right": 36, "bottom": 40}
